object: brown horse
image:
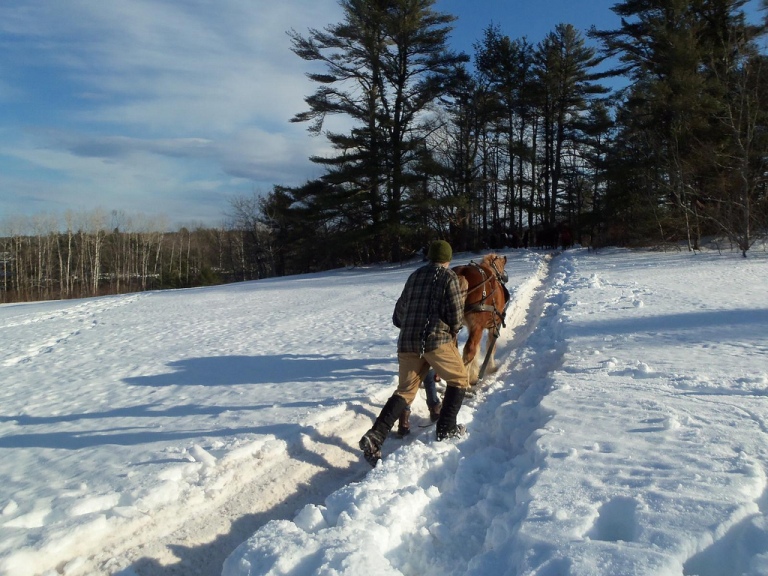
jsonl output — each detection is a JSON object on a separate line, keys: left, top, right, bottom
{"left": 453, "top": 254, "right": 510, "bottom": 384}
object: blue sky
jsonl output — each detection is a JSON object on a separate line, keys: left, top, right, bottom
{"left": 0, "top": 1, "right": 761, "bottom": 228}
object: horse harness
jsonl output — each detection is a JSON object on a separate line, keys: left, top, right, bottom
{"left": 463, "top": 257, "right": 510, "bottom": 338}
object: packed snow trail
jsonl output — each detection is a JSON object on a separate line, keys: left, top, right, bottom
{"left": 6, "top": 248, "right": 768, "bottom": 575}
{"left": 223, "top": 248, "right": 768, "bottom": 576}
{"left": 129, "top": 253, "right": 556, "bottom": 576}
{"left": 0, "top": 251, "right": 547, "bottom": 576}
{"left": 105, "top": 251, "right": 554, "bottom": 576}
{"left": 92, "top": 412, "right": 375, "bottom": 575}
{"left": 220, "top": 253, "right": 561, "bottom": 576}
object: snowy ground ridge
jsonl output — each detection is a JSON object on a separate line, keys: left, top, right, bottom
{"left": 219, "top": 252, "right": 561, "bottom": 576}
{"left": 84, "top": 406, "right": 378, "bottom": 575}
{"left": 461, "top": 252, "right": 571, "bottom": 572}
{"left": 8, "top": 248, "right": 768, "bottom": 576}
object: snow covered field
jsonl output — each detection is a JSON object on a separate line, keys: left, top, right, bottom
{"left": 1, "top": 246, "right": 767, "bottom": 576}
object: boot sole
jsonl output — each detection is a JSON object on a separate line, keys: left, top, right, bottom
{"left": 436, "top": 423, "right": 466, "bottom": 441}
{"left": 359, "top": 435, "right": 382, "bottom": 466}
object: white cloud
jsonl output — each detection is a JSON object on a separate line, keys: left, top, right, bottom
{"left": 0, "top": 0, "right": 345, "bottom": 223}
{"left": 0, "top": 123, "right": 333, "bottom": 227}
{"left": 3, "top": 0, "right": 342, "bottom": 133}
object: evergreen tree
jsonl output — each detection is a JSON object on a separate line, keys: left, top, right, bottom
{"left": 475, "top": 27, "right": 539, "bottom": 236}
{"left": 575, "top": 100, "right": 615, "bottom": 246}
{"left": 535, "top": 24, "right": 606, "bottom": 226}
{"left": 592, "top": 0, "right": 766, "bottom": 252}
{"left": 289, "top": 0, "right": 466, "bottom": 262}
{"left": 432, "top": 63, "right": 492, "bottom": 251}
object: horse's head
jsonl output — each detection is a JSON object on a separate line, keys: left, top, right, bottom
{"left": 482, "top": 253, "right": 508, "bottom": 284}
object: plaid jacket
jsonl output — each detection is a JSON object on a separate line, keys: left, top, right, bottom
{"left": 392, "top": 263, "right": 464, "bottom": 354}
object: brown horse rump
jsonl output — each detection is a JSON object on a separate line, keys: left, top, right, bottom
{"left": 453, "top": 254, "right": 509, "bottom": 335}
{"left": 452, "top": 254, "right": 510, "bottom": 383}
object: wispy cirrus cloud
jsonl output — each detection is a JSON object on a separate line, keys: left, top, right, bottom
{"left": 0, "top": 0, "right": 342, "bottom": 225}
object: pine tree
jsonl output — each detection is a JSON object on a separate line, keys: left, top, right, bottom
{"left": 592, "top": 0, "right": 767, "bottom": 252}
{"left": 535, "top": 24, "right": 607, "bottom": 227}
{"left": 289, "top": 0, "right": 466, "bottom": 261}
{"left": 475, "top": 27, "right": 539, "bottom": 237}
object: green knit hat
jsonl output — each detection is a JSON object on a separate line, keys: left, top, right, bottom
{"left": 427, "top": 240, "right": 452, "bottom": 263}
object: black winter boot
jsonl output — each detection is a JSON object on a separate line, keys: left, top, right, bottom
{"left": 359, "top": 395, "right": 408, "bottom": 466}
{"left": 396, "top": 406, "right": 411, "bottom": 437}
{"left": 428, "top": 401, "right": 442, "bottom": 422}
{"left": 436, "top": 386, "right": 466, "bottom": 441}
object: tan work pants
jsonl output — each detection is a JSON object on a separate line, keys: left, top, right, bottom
{"left": 396, "top": 341, "right": 469, "bottom": 404}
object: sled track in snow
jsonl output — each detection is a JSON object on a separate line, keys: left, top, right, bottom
{"left": 2, "top": 293, "right": 147, "bottom": 368}
{"left": 500, "top": 253, "right": 555, "bottom": 354}
{"left": 85, "top": 255, "right": 558, "bottom": 576}
{"left": 88, "top": 408, "right": 375, "bottom": 576}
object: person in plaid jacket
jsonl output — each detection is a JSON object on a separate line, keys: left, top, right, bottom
{"left": 359, "top": 240, "right": 469, "bottom": 466}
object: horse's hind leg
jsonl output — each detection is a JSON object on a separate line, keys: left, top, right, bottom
{"left": 478, "top": 332, "right": 498, "bottom": 380}
{"left": 463, "top": 326, "right": 483, "bottom": 384}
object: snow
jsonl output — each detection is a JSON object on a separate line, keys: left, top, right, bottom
{"left": 1, "top": 245, "right": 768, "bottom": 576}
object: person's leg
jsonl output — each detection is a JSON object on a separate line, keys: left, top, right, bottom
{"left": 435, "top": 385, "right": 466, "bottom": 440}
{"left": 395, "top": 353, "right": 431, "bottom": 436}
{"left": 396, "top": 353, "right": 430, "bottom": 403}
{"left": 396, "top": 405, "right": 411, "bottom": 436}
{"left": 425, "top": 343, "right": 469, "bottom": 391}
{"left": 422, "top": 369, "right": 442, "bottom": 422}
{"left": 359, "top": 353, "right": 428, "bottom": 465}
{"left": 424, "top": 342, "right": 469, "bottom": 440}
{"left": 359, "top": 394, "right": 408, "bottom": 465}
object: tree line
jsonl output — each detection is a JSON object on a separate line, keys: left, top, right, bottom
{"left": 0, "top": 209, "right": 276, "bottom": 303}
{"left": 3, "top": 0, "right": 768, "bottom": 303}
{"left": 257, "top": 0, "right": 768, "bottom": 274}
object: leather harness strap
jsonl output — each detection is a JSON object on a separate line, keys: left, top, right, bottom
{"left": 463, "top": 259, "right": 509, "bottom": 338}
